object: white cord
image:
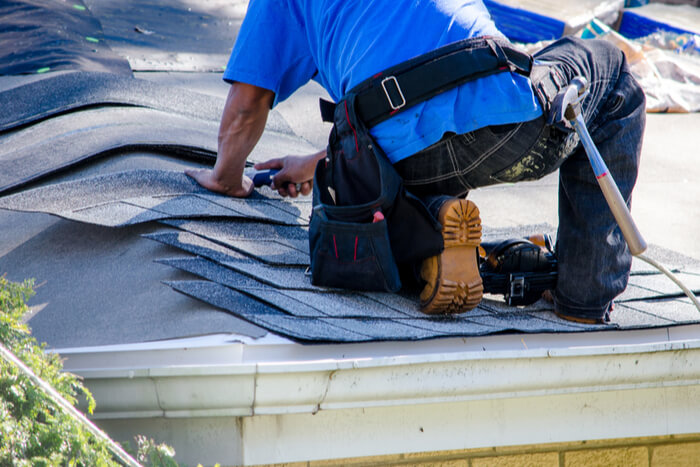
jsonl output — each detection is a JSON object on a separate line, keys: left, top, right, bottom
{"left": 636, "top": 253, "right": 700, "bottom": 313}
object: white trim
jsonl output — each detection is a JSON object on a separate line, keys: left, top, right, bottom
{"left": 56, "top": 324, "right": 700, "bottom": 465}
{"left": 56, "top": 324, "right": 700, "bottom": 419}
{"left": 238, "top": 384, "right": 700, "bottom": 465}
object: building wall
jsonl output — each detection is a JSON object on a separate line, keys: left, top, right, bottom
{"left": 261, "top": 434, "right": 700, "bottom": 467}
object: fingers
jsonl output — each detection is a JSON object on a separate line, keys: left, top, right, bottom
{"left": 184, "top": 168, "right": 254, "bottom": 198}
{"left": 185, "top": 168, "right": 214, "bottom": 190}
{"left": 273, "top": 175, "right": 296, "bottom": 197}
{"left": 273, "top": 180, "right": 312, "bottom": 198}
{"left": 271, "top": 171, "right": 305, "bottom": 198}
{"left": 299, "top": 181, "right": 312, "bottom": 196}
{"left": 184, "top": 167, "right": 201, "bottom": 179}
{"left": 271, "top": 170, "right": 291, "bottom": 190}
{"left": 184, "top": 168, "right": 208, "bottom": 181}
{"left": 254, "top": 157, "right": 284, "bottom": 170}
{"left": 250, "top": 155, "right": 317, "bottom": 197}
{"left": 286, "top": 183, "right": 299, "bottom": 198}
{"left": 258, "top": 157, "right": 294, "bottom": 195}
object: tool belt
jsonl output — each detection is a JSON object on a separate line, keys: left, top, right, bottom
{"left": 310, "top": 37, "right": 534, "bottom": 292}
{"left": 320, "top": 36, "right": 533, "bottom": 125}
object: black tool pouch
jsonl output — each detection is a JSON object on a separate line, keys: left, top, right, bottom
{"left": 309, "top": 95, "right": 443, "bottom": 292}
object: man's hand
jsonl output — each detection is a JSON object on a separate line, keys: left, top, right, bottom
{"left": 254, "top": 150, "right": 325, "bottom": 197}
{"left": 185, "top": 167, "right": 254, "bottom": 198}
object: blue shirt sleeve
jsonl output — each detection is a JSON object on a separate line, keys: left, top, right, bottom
{"left": 223, "top": 0, "right": 318, "bottom": 106}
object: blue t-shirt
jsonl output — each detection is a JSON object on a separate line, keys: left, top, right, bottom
{"left": 224, "top": 0, "right": 542, "bottom": 163}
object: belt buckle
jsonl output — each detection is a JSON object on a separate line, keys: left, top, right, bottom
{"left": 381, "top": 76, "right": 406, "bottom": 111}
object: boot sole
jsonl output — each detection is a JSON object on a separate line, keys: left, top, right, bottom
{"left": 420, "top": 199, "right": 483, "bottom": 314}
{"left": 554, "top": 311, "right": 606, "bottom": 325}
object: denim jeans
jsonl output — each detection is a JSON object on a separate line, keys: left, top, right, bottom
{"left": 394, "top": 37, "right": 646, "bottom": 320}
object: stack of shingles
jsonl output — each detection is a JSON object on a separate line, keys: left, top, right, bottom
{"left": 147, "top": 217, "right": 700, "bottom": 341}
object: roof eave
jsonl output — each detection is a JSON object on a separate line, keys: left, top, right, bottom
{"left": 56, "top": 327, "right": 700, "bottom": 420}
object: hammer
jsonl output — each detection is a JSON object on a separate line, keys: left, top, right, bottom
{"left": 552, "top": 76, "right": 647, "bottom": 256}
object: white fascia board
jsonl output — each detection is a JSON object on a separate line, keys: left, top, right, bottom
{"left": 240, "top": 384, "right": 700, "bottom": 465}
{"left": 255, "top": 342, "right": 700, "bottom": 413}
{"left": 58, "top": 325, "right": 700, "bottom": 420}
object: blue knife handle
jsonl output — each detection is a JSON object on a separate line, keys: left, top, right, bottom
{"left": 251, "top": 169, "right": 279, "bottom": 187}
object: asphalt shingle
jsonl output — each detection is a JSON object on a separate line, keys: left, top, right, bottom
{"left": 0, "top": 170, "right": 310, "bottom": 227}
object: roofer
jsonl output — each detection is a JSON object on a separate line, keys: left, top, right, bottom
{"left": 186, "top": 0, "right": 646, "bottom": 324}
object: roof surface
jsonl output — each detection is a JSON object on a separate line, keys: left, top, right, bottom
{"left": 1, "top": 0, "right": 699, "bottom": 348}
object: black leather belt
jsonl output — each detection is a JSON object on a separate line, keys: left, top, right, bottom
{"left": 321, "top": 37, "right": 533, "bottom": 127}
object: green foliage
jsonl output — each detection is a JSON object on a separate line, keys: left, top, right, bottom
{"left": 0, "top": 276, "right": 179, "bottom": 466}
{"left": 134, "top": 436, "right": 179, "bottom": 467}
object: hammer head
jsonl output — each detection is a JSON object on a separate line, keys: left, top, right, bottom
{"left": 547, "top": 76, "right": 589, "bottom": 126}
{"left": 571, "top": 76, "right": 589, "bottom": 96}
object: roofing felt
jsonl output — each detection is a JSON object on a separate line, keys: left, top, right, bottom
{"left": 0, "top": 0, "right": 132, "bottom": 76}
{"left": 0, "top": 208, "right": 267, "bottom": 347}
{"left": 80, "top": 0, "right": 246, "bottom": 72}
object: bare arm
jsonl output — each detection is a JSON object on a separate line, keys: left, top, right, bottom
{"left": 186, "top": 82, "right": 274, "bottom": 197}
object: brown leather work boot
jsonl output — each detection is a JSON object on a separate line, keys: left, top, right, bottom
{"left": 419, "top": 198, "right": 483, "bottom": 314}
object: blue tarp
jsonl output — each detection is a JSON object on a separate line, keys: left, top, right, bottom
{"left": 619, "top": 9, "right": 699, "bottom": 39}
{"left": 484, "top": 0, "right": 566, "bottom": 43}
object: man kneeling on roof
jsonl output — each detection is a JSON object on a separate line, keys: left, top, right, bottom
{"left": 187, "top": 0, "right": 646, "bottom": 324}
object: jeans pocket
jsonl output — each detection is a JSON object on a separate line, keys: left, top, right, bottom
{"left": 309, "top": 213, "right": 401, "bottom": 292}
{"left": 606, "top": 92, "right": 625, "bottom": 116}
{"left": 490, "top": 126, "right": 576, "bottom": 183}
{"left": 394, "top": 137, "right": 459, "bottom": 186}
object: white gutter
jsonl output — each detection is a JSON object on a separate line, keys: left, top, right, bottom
{"left": 57, "top": 324, "right": 700, "bottom": 420}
